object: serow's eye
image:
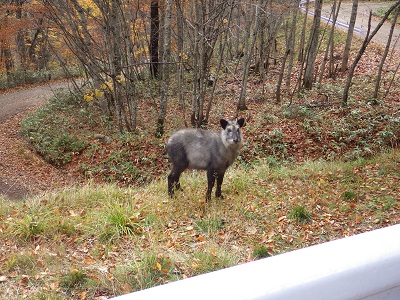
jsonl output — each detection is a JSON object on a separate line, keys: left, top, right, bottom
{"left": 227, "top": 128, "right": 232, "bottom": 133}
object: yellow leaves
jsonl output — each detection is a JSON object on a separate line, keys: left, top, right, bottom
{"left": 115, "top": 75, "right": 126, "bottom": 84}
{"left": 77, "top": 0, "right": 101, "bottom": 17}
{"left": 84, "top": 93, "right": 94, "bottom": 103}
{"left": 100, "top": 83, "right": 110, "bottom": 90}
{"left": 94, "top": 89, "right": 104, "bottom": 98}
{"left": 79, "top": 291, "right": 87, "bottom": 300}
{"left": 84, "top": 88, "right": 104, "bottom": 102}
{"left": 155, "top": 261, "right": 162, "bottom": 271}
{"left": 179, "top": 52, "right": 188, "bottom": 60}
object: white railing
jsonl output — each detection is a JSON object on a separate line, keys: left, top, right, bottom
{"left": 112, "top": 224, "right": 400, "bottom": 300}
{"left": 299, "top": 1, "right": 363, "bottom": 36}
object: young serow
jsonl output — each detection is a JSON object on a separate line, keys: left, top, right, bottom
{"left": 166, "top": 118, "right": 245, "bottom": 201}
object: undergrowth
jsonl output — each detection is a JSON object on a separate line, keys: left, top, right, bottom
{"left": 20, "top": 90, "right": 89, "bottom": 167}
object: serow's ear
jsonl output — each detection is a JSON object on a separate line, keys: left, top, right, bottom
{"left": 237, "top": 118, "right": 245, "bottom": 128}
{"left": 220, "top": 119, "right": 228, "bottom": 129}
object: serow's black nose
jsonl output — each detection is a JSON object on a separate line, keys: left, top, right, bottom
{"left": 233, "top": 138, "right": 238, "bottom": 143}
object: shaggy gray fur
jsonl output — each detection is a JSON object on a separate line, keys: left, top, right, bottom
{"left": 166, "top": 118, "right": 244, "bottom": 201}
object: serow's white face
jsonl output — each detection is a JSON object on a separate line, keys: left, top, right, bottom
{"left": 220, "top": 118, "right": 244, "bottom": 147}
{"left": 225, "top": 123, "right": 241, "bottom": 144}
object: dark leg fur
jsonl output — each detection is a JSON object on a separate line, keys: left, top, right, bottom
{"left": 168, "top": 166, "right": 185, "bottom": 197}
{"left": 206, "top": 169, "right": 216, "bottom": 202}
{"left": 215, "top": 172, "right": 225, "bottom": 198}
{"left": 167, "top": 150, "right": 188, "bottom": 197}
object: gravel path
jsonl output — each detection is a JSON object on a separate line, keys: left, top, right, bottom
{"left": 0, "top": 80, "right": 77, "bottom": 121}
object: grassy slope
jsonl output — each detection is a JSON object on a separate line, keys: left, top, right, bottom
{"left": 1, "top": 149, "right": 399, "bottom": 299}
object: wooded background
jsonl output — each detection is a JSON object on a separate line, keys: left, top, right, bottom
{"left": 1, "top": 0, "right": 399, "bottom": 134}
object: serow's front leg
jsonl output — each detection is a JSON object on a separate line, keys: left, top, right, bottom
{"left": 215, "top": 172, "right": 225, "bottom": 199}
{"left": 206, "top": 169, "right": 216, "bottom": 202}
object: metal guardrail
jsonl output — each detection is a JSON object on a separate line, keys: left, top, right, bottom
{"left": 112, "top": 224, "right": 400, "bottom": 300}
{"left": 300, "top": 3, "right": 362, "bottom": 36}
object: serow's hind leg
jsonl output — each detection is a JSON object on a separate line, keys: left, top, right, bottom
{"left": 168, "top": 170, "right": 181, "bottom": 197}
{"left": 168, "top": 164, "right": 186, "bottom": 197}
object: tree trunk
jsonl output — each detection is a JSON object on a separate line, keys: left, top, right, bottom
{"left": 341, "top": 0, "right": 358, "bottom": 72}
{"left": 303, "top": 0, "right": 323, "bottom": 89}
{"left": 238, "top": 0, "right": 264, "bottom": 111}
{"left": 276, "top": 20, "right": 290, "bottom": 103}
{"left": 15, "top": 0, "right": 27, "bottom": 82}
{"left": 318, "top": 0, "right": 341, "bottom": 83}
{"left": 285, "top": 0, "right": 300, "bottom": 88}
{"left": 298, "top": 0, "right": 310, "bottom": 63}
{"left": 156, "top": 0, "right": 172, "bottom": 136}
{"left": 372, "top": 5, "right": 400, "bottom": 101}
{"left": 175, "top": 0, "right": 187, "bottom": 127}
{"left": 150, "top": 0, "right": 159, "bottom": 78}
{"left": 342, "top": 0, "right": 400, "bottom": 106}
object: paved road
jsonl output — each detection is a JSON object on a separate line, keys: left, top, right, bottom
{"left": 321, "top": 2, "right": 400, "bottom": 51}
{"left": 0, "top": 80, "right": 76, "bottom": 122}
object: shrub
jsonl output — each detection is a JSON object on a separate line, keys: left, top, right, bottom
{"left": 288, "top": 205, "right": 312, "bottom": 223}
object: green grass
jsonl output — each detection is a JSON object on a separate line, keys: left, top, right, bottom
{"left": 253, "top": 245, "right": 271, "bottom": 260}
{"left": 60, "top": 268, "right": 88, "bottom": 289}
{"left": 288, "top": 205, "right": 312, "bottom": 223}
{"left": 1, "top": 149, "right": 400, "bottom": 298}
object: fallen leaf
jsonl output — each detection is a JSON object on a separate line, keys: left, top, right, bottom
{"left": 84, "top": 257, "right": 96, "bottom": 265}
{"left": 355, "top": 215, "right": 362, "bottom": 223}
{"left": 155, "top": 261, "right": 162, "bottom": 271}
{"left": 196, "top": 236, "right": 205, "bottom": 242}
{"left": 80, "top": 291, "right": 87, "bottom": 300}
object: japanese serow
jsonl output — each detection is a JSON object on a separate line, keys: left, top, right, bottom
{"left": 166, "top": 118, "right": 245, "bottom": 201}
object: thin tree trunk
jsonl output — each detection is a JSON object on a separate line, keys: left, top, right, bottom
{"left": 205, "top": 0, "right": 236, "bottom": 122}
{"left": 318, "top": 0, "right": 341, "bottom": 83}
{"left": 285, "top": 0, "right": 300, "bottom": 88}
{"left": 276, "top": 20, "right": 290, "bottom": 103}
{"left": 150, "top": 0, "right": 159, "bottom": 78}
{"left": 298, "top": 0, "right": 310, "bottom": 62}
{"left": 384, "top": 61, "right": 400, "bottom": 99}
{"left": 341, "top": 0, "right": 358, "bottom": 72}
{"left": 238, "top": 0, "right": 263, "bottom": 111}
{"left": 190, "top": 1, "right": 202, "bottom": 127}
{"left": 175, "top": 0, "right": 187, "bottom": 127}
{"left": 156, "top": 0, "right": 172, "bottom": 136}
{"left": 373, "top": 5, "right": 400, "bottom": 101}
{"left": 303, "top": 0, "right": 323, "bottom": 89}
{"left": 342, "top": 0, "right": 400, "bottom": 106}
